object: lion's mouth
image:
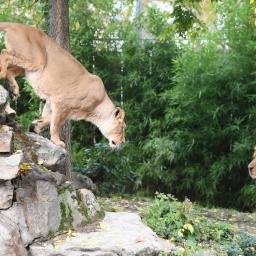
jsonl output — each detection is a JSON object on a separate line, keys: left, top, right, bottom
{"left": 248, "top": 164, "right": 256, "bottom": 179}
{"left": 109, "top": 140, "right": 122, "bottom": 149}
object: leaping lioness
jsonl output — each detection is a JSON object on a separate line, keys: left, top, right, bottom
{"left": 0, "top": 22, "right": 126, "bottom": 148}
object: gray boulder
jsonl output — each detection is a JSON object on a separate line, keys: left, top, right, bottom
{"left": 1, "top": 203, "right": 34, "bottom": 246}
{"left": 0, "top": 163, "right": 102, "bottom": 252}
{"left": 0, "top": 125, "right": 13, "bottom": 153}
{"left": 71, "top": 172, "right": 99, "bottom": 195}
{"left": 79, "top": 189, "right": 101, "bottom": 218}
{"left": 29, "top": 212, "right": 176, "bottom": 256}
{"left": 0, "top": 85, "right": 17, "bottom": 126}
{"left": 0, "top": 213, "right": 28, "bottom": 256}
{"left": 26, "top": 132, "right": 66, "bottom": 172}
{"left": 0, "top": 85, "right": 8, "bottom": 114}
{"left": 0, "top": 153, "right": 23, "bottom": 180}
{"left": 0, "top": 180, "right": 14, "bottom": 209}
{"left": 58, "top": 188, "right": 101, "bottom": 230}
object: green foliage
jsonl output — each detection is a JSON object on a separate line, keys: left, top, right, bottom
{"left": 1, "top": 0, "right": 256, "bottom": 210}
{"left": 73, "top": 143, "right": 136, "bottom": 194}
{"left": 122, "top": 0, "right": 256, "bottom": 210}
{"left": 224, "top": 230, "right": 256, "bottom": 256}
{"left": 143, "top": 192, "right": 234, "bottom": 242}
{"left": 143, "top": 193, "right": 256, "bottom": 255}
{"left": 0, "top": 0, "right": 46, "bottom": 25}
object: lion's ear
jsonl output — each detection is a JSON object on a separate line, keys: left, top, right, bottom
{"left": 114, "top": 107, "right": 125, "bottom": 121}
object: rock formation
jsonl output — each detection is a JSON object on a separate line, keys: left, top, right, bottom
{"left": 0, "top": 85, "right": 176, "bottom": 255}
{"left": 0, "top": 85, "right": 102, "bottom": 255}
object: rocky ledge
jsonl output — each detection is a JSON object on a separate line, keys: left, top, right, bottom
{"left": 0, "top": 84, "right": 176, "bottom": 255}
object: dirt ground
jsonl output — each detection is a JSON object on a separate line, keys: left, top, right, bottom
{"left": 98, "top": 196, "right": 256, "bottom": 236}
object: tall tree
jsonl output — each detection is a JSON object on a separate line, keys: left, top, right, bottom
{"left": 48, "top": 0, "right": 72, "bottom": 178}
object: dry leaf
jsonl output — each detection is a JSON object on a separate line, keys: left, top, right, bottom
{"left": 135, "top": 238, "right": 144, "bottom": 243}
{"left": 53, "top": 238, "right": 64, "bottom": 243}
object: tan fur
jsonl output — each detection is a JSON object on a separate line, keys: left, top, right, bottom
{"left": 248, "top": 146, "right": 256, "bottom": 179}
{"left": 0, "top": 22, "right": 126, "bottom": 147}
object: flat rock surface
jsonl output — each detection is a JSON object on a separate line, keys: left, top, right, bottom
{"left": 29, "top": 212, "right": 176, "bottom": 256}
{"left": 0, "top": 153, "right": 23, "bottom": 180}
{"left": 0, "top": 125, "right": 13, "bottom": 153}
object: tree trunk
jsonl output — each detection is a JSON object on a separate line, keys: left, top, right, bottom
{"left": 48, "top": 0, "right": 72, "bottom": 178}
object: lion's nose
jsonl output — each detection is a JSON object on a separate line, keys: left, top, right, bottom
{"left": 248, "top": 164, "right": 254, "bottom": 174}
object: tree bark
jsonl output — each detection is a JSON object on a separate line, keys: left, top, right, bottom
{"left": 48, "top": 0, "right": 72, "bottom": 179}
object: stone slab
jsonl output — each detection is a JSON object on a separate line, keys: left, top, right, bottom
{"left": 0, "top": 153, "right": 23, "bottom": 180}
{"left": 0, "top": 125, "right": 13, "bottom": 153}
{"left": 0, "top": 180, "right": 14, "bottom": 209}
{"left": 0, "top": 213, "right": 28, "bottom": 256}
{"left": 0, "top": 85, "right": 8, "bottom": 114}
{"left": 29, "top": 212, "right": 176, "bottom": 256}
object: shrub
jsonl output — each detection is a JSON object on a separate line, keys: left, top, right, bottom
{"left": 143, "top": 192, "right": 234, "bottom": 242}
{"left": 225, "top": 229, "right": 256, "bottom": 256}
{"left": 142, "top": 192, "right": 235, "bottom": 254}
{"left": 72, "top": 143, "right": 136, "bottom": 194}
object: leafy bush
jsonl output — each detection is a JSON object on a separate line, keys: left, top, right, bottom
{"left": 225, "top": 229, "right": 256, "bottom": 256}
{"left": 143, "top": 192, "right": 234, "bottom": 242}
{"left": 143, "top": 193, "right": 256, "bottom": 255}
{"left": 73, "top": 143, "right": 136, "bottom": 194}
{"left": 143, "top": 192, "right": 235, "bottom": 254}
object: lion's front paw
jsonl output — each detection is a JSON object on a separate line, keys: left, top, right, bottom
{"left": 29, "top": 121, "right": 41, "bottom": 134}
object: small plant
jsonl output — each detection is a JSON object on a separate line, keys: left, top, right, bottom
{"left": 142, "top": 192, "right": 235, "bottom": 254}
{"left": 225, "top": 229, "right": 256, "bottom": 256}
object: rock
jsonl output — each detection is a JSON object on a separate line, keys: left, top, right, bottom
{"left": 0, "top": 180, "right": 14, "bottom": 209}
{"left": 0, "top": 153, "right": 23, "bottom": 180}
{"left": 0, "top": 125, "right": 13, "bottom": 153}
{"left": 1, "top": 203, "right": 34, "bottom": 246}
{"left": 0, "top": 85, "right": 8, "bottom": 114}
{"left": 58, "top": 188, "right": 101, "bottom": 231}
{"left": 0, "top": 213, "right": 28, "bottom": 256}
{"left": 26, "top": 132, "right": 66, "bottom": 172}
{"left": 79, "top": 189, "right": 101, "bottom": 219}
{"left": 50, "top": 171, "right": 69, "bottom": 186}
{"left": 5, "top": 102, "right": 16, "bottom": 125}
{"left": 18, "top": 166, "right": 61, "bottom": 238}
{"left": 71, "top": 172, "right": 99, "bottom": 195}
{"left": 0, "top": 111, "right": 6, "bottom": 125}
{"left": 29, "top": 212, "right": 176, "bottom": 256}
{"left": 0, "top": 121, "right": 104, "bottom": 255}
{"left": 0, "top": 86, "right": 16, "bottom": 127}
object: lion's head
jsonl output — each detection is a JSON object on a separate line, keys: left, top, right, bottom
{"left": 100, "top": 107, "right": 126, "bottom": 148}
{"left": 248, "top": 147, "right": 256, "bottom": 179}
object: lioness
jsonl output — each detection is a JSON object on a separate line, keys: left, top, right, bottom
{"left": 0, "top": 22, "right": 126, "bottom": 148}
{"left": 248, "top": 147, "right": 256, "bottom": 179}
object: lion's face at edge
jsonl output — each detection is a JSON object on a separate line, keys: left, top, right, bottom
{"left": 101, "top": 107, "right": 126, "bottom": 148}
{"left": 248, "top": 158, "right": 256, "bottom": 179}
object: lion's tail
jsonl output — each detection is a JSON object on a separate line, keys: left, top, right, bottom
{"left": 0, "top": 22, "right": 20, "bottom": 32}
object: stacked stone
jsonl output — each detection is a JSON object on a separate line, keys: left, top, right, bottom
{"left": 0, "top": 85, "right": 101, "bottom": 255}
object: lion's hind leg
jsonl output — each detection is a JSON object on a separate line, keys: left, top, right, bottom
{"left": 0, "top": 48, "right": 44, "bottom": 78}
{"left": 49, "top": 105, "right": 69, "bottom": 148}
